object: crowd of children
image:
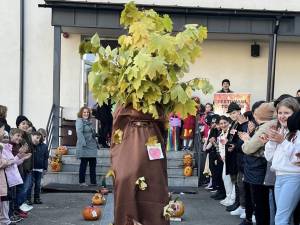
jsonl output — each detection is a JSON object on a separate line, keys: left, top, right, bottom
{"left": 199, "top": 95, "right": 300, "bottom": 225}
{"left": 0, "top": 105, "right": 49, "bottom": 225}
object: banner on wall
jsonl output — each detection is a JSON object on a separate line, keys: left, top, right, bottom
{"left": 213, "top": 93, "right": 251, "bottom": 115}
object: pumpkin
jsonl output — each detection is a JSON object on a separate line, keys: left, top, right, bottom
{"left": 183, "top": 166, "right": 193, "bottom": 177}
{"left": 170, "top": 198, "right": 185, "bottom": 218}
{"left": 92, "top": 193, "right": 106, "bottom": 205}
{"left": 183, "top": 153, "right": 193, "bottom": 167}
{"left": 50, "top": 161, "right": 62, "bottom": 172}
{"left": 56, "top": 146, "right": 68, "bottom": 155}
{"left": 82, "top": 205, "right": 101, "bottom": 221}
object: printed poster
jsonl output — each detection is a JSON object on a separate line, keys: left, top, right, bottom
{"left": 214, "top": 93, "right": 251, "bottom": 115}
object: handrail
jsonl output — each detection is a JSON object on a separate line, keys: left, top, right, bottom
{"left": 46, "top": 104, "right": 63, "bottom": 152}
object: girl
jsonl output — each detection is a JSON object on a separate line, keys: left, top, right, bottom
{"left": 264, "top": 97, "right": 300, "bottom": 225}
{"left": 76, "top": 106, "right": 99, "bottom": 186}
{"left": 218, "top": 115, "right": 236, "bottom": 207}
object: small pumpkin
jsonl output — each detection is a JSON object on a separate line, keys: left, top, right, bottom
{"left": 50, "top": 161, "right": 62, "bottom": 172}
{"left": 82, "top": 205, "right": 101, "bottom": 221}
{"left": 170, "top": 198, "right": 185, "bottom": 218}
{"left": 183, "top": 153, "right": 193, "bottom": 167}
{"left": 56, "top": 146, "right": 68, "bottom": 155}
{"left": 92, "top": 193, "right": 106, "bottom": 205}
{"left": 183, "top": 166, "right": 193, "bottom": 177}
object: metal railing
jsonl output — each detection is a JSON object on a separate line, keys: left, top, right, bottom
{"left": 46, "top": 104, "right": 63, "bottom": 152}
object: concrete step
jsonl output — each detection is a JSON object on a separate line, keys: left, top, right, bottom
{"left": 60, "top": 155, "right": 195, "bottom": 167}
{"left": 51, "top": 147, "right": 194, "bottom": 159}
{"left": 42, "top": 172, "right": 198, "bottom": 187}
{"left": 60, "top": 163, "right": 197, "bottom": 176}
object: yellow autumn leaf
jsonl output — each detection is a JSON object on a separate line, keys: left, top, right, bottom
{"left": 145, "top": 136, "right": 158, "bottom": 146}
{"left": 112, "top": 129, "right": 123, "bottom": 144}
{"left": 135, "top": 177, "right": 148, "bottom": 191}
{"left": 163, "top": 203, "right": 175, "bottom": 220}
{"left": 106, "top": 169, "right": 116, "bottom": 179}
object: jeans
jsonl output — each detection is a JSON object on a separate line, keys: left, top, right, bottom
{"left": 27, "top": 171, "right": 43, "bottom": 200}
{"left": 275, "top": 175, "right": 300, "bottom": 225}
{"left": 19, "top": 172, "right": 32, "bottom": 205}
{"left": 79, "top": 158, "right": 97, "bottom": 184}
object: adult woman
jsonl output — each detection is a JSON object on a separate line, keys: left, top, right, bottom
{"left": 264, "top": 97, "right": 300, "bottom": 225}
{"left": 76, "top": 106, "right": 98, "bottom": 186}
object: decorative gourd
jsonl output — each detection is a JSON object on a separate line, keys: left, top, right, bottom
{"left": 56, "top": 146, "right": 68, "bottom": 155}
{"left": 50, "top": 161, "right": 62, "bottom": 172}
{"left": 92, "top": 193, "right": 106, "bottom": 205}
{"left": 183, "top": 166, "right": 193, "bottom": 177}
{"left": 170, "top": 198, "right": 185, "bottom": 218}
{"left": 82, "top": 205, "right": 101, "bottom": 221}
{"left": 183, "top": 153, "right": 193, "bottom": 167}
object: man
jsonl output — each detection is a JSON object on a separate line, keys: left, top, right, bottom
{"left": 296, "top": 89, "right": 300, "bottom": 97}
{"left": 217, "top": 79, "right": 234, "bottom": 93}
{"left": 225, "top": 102, "right": 248, "bottom": 215}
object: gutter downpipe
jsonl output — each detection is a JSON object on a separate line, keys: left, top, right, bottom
{"left": 266, "top": 18, "right": 280, "bottom": 101}
{"left": 19, "top": 0, "right": 24, "bottom": 115}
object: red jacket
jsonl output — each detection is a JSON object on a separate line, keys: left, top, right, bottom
{"left": 183, "top": 115, "right": 195, "bottom": 130}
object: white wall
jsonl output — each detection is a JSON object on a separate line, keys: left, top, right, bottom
{"left": 60, "top": 34, "right": 82, "bottom": 120}
{"left": 79, "top": 0, "right": 300, "bottom": 11}
{"left": 23, "top": 0, "right": 53, "bottom": 129}
{"left": 0, "top": 0, "right": 20, "bottom": 127}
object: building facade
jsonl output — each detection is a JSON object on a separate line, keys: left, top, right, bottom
{"left": 1, "top": 0, "right": 300, "bottom": 134}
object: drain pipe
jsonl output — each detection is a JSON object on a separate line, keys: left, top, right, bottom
{"left": 266, "top": 18, "right": 280, "bottom": 101}
{"left": 19, "top": 0, "right": 24, "bottom": 115}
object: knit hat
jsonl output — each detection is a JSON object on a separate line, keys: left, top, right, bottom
{"left": 226, "top": 102, "right": 241, "bottom": 113}
{"left": 16, "top": 115, "right": 29, "bottom": 127}
{"left": 253, "top": 102, "right": 275, "bottom": 123}
{"left": 287, "top": 111, "right": 300, "bottom": 132}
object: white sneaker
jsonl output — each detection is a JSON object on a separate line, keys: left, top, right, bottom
{"left": 220, "top": 198, "right": 232, "bottom": 206}
{"left": 230, "top": 206, "right": 245, "bottom": 216}
{"left": 79, "top": 182, "right": 88, "bottom": 187}
{"left": 252, "top": 215, "right": 256, "bottom": 224}
{"left": 20, "top": 203, "right": 33, "bottom": 212}
{"left": 240, "top": 212, "right": 246, "bottom": 219}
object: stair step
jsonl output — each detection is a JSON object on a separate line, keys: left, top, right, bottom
{"left": 42, "top": 172, "right": 198, "bottom": 187}
{"left": 60, "top": 155, "right": 195, "bottom": 167}
{"left": 59, "top": 163, "right": 197, "bottom": 176}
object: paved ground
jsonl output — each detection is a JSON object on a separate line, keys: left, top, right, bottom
{"left": 19, "top": 188, "right": 240, "bottom": 225}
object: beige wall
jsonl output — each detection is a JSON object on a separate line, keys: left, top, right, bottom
{"left": 0, "top": 0, "right": 20, "bottom": 127}
{"left": 187, "top": 39, "right": 300, "bottom": 106}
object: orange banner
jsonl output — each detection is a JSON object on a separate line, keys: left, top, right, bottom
{"left": 214, "top": 93, "right": 251, "bottom": 115}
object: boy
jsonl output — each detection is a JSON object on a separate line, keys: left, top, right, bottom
{"left": 28, "top": 129, "right": 48, "bottom": 204}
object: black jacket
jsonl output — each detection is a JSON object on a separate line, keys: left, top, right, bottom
{"left": 33, "top": 143, "right": 49, "bottom": 170}
{"left": 0, "top": 118, "right": 11, "bottom": 133}
{"left": 225, "top": 121, "right": 248, "bottom": 175}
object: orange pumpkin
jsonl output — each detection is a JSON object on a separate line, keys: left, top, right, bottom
{"left": 92, "top": 193, "right": 106, "bottom": 205}
{"left": 56, "top": 146, "right": 68, "bottom": 155}
{"left": 170, "top": 198, "right": 185, "bottom": 218}
{"left": 183, "top": 153, "right": 193, "bottom": 167}
{"left": 183, "top": 166, "right": 193, "bottom": 177}
{"left": 50, "top": 161, "right": 62, "bottom": 172}
{"left": 82, "top": 205, "right": 101, "bottom": 221}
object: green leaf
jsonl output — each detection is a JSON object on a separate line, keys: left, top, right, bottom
{"left": 173, "top": 99, "right": 197, "bottom": 119}
{"left": 170, "top": 84, "right": 189, "bottom": 104}
{"left": 91, "top": 33, "right": 100, "bottom": 48}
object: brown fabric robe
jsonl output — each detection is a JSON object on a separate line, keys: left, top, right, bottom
{"left": 111, "top": 106, "right": 170, "bottom": 225}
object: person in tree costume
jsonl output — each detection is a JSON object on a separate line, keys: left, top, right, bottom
{"left": 79, "top": 2, "right": 212, "bottom": 224}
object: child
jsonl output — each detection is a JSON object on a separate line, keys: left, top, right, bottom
{"left": 182, "top": 113, "right": 195, "bottom": 150}
{"left": 24, "top": 131, "right": 42, "bottom": 205}
{"left": 0, "top": 121, "right": 12, "bottom": 225}
{"left": 27, "top": 129, "right": 48, "bottom": 204}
